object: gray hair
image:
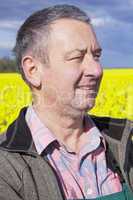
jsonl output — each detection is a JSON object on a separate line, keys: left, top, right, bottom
{"left": 13, "top": 4, "right": 90, "bottom": 82}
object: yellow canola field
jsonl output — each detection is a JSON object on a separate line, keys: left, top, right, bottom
{"left": 89, "top": 69, "right": 133, "bottom": 119}
{"left": 0, "top": 69, "right": 133, "bottom": 133}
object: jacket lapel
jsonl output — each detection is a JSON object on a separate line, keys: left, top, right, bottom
{"left": 0, "top": 107, "right": 37, "bottom": 155}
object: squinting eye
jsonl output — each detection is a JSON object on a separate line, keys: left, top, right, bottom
{"left": 93, "top": 54, "right": 100, "bottom": 62}
{"left": 69, "top": 55, "right": 84, "bottom": 62}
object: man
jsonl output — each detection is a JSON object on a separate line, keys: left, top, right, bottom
{"left": 0, "top": 4, "right": 133, "bottom": 200}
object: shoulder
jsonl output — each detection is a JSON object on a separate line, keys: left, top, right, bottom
{"left": 90, "top": 115, "right": 133, "bottom": 166}
{"left": 90, "top": 115, "right": 133, "bottom": 141}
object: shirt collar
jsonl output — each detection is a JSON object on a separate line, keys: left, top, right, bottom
{"left": 26, "top": 106, "right": 106, "bottom": 156}
{"left": 78, "top": 115, "right": 106, "bottom": 159}
{"left": 26, "top": 105, "right": 57, "bottom": 155}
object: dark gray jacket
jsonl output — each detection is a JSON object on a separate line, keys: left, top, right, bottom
{"left": 0, "top": 107, "right": 132, "bottom": 200}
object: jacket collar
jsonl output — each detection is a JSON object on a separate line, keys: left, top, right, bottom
{"left": 0, "top": 107, "right": 37, "bottom": 155}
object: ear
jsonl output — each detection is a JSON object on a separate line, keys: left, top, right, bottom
{"left": 21, "top": 56, "right": 41, "bottom": 87}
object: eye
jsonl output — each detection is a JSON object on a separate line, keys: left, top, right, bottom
{"left": 69, "top": 54, "right": 84, "bottom": 62}
{"left": 93, "top": 53, "right": 101, "bottom": 62}
{"left": 92, "top": 48, "right": 102, "bottom": 62}
{"left": 71, "top": 56, "right": 82, "bottom": 60}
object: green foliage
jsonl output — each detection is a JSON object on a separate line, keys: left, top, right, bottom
{"left": 0, "top": 57, "right": 18, "bottom": 72}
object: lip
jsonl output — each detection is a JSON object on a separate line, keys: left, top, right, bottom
{"left": 77, "top": 85, "right": 97, "bottom": 90}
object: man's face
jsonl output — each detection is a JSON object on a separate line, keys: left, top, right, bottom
{"left": 39, "top": 19, "right": 103, "bottom": 115}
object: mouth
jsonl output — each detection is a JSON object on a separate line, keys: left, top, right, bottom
{"left": 77, "top": 85, "right": 98, "bottom": 91}
{"left": 76, "top": 86, "right": 98, "bottom": 98}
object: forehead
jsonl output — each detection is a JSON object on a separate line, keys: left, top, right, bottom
{"left": 48, "top": 19, "right": 100, "bottom": 52}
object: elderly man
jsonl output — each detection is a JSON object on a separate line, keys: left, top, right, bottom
{"left": 0, "top": 4, "right": 133, "bottom": 200}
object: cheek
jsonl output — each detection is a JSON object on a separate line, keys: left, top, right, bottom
{"left": 41, "top": 70, "right": 57, "bottom": 96}
{"left": 60, "top": 67, "right": 82, "bottom": 87}
{"left": 42, "top": 65, "right": 82, "bottom": 93}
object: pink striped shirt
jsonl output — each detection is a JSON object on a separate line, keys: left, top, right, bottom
{"left": 26, "top": 106, "right": 122, "bottom": 199}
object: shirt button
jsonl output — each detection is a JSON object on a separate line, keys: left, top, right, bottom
{"left": 87, "top": 188, "right": 93, "bottom": 195}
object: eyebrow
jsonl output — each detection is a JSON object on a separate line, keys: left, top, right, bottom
{"left": 92, "top": 48, "right": 102, "bottom": 54}
{"left": 67, "top": 47, "right": 102, "bottom": 54}
{"left": 65, "top": 47, "right": 102, "bottom": 59}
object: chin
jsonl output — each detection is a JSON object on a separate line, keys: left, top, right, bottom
{"left": 75, "top": 102, "right": 95, "bottom": 113}
{"left": 82, "top": 100, "right": 95, "bottom": 111}
{"left": 70, "top": 98, "right": 96, "bottom": 114}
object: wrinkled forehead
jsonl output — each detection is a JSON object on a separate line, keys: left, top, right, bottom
{"left": 48, "top": 18, "right": 100, "bottom": 53}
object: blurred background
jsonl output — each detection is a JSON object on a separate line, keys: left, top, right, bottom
{"left": 0, "top": 0, "right": 133, "bottom": 133}
{"left": 0, "top": 0, "right": 133, "bottom": 67}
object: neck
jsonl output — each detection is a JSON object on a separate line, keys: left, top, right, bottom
{"left": 33, "top": 103, "right": 88, "bottom": 153}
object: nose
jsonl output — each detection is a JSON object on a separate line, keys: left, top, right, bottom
{"left": 83, "top": 57, "right": 103, "bottom": 79}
